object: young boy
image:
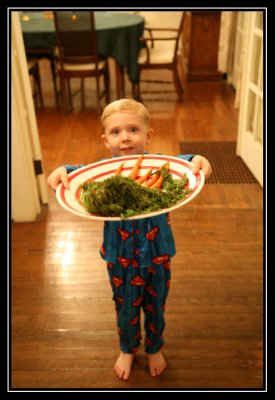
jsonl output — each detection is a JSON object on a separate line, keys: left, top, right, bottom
{"left": 47, "top": 99, "right": 212, "bottom": 380}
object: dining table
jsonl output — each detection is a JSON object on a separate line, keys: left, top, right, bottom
{"left": 20, "top": 11, "right": 145, "bottom": 104}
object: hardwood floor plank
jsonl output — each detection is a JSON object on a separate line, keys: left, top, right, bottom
{"left": 11, "top": 369, "right": 263, "bottom": 389}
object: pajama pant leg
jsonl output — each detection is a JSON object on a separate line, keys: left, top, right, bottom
{"left": 107, "top": 262, "right": 143, "bottom": 354}
{"left": 141, "top": 259, "right": 171, "bottom": 354}
{"left": 107, "top": 259, "right": 171, "bottom": 355}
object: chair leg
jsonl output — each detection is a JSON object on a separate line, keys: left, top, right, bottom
{"left": 95, "top": 74, "right": 102, "bottom": 113}
{"left": 31, "top": 78, "right": 39, "bottom": 108}
{"left": 80, "top": 78, "right": 85, "bottom": 110}
{"left": 132, "top": 80, "right": 141, "bottom": 101}
{"left": 50, "top": 54, "right": 59, "bottom": 109}
{"left": 136, "top": 82, "right": 142, "bottom": 102}
{"left": 59, "top": 74, "right": 69, "bottom": 114}
{"left": 34, "top": 63, "right": 44, "bottom": 109}
{"left": 121, "top": 68, "right": 125, "bottom": 98}
{"left": 28, "top": 60, "right": 44, "bottom": 109}
{"left": 173, "top": 65, "right": 184, "bottom": 101}
{"left": 103, "top": 62, "right": 110, "bottom": 104}
{"left": 66, "top": 79, "right": 73, "bottom": 111}
{"left": 132, "top": 82, "right": 136, "bottom": 99}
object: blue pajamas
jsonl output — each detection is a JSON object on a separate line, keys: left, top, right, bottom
{"left": 100, "top": 214, "right": 175, "bottom": 354}
{"left": 64, "top": 154, "right": 195, "bottom": 355}
{"left": 107, "top": 258, "right": 171, "bottom": 354}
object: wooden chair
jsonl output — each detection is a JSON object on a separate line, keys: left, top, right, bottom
{"left": 26, "top": 47, "right": 60, "bottom": 109}
{"left": 27, "top": 58, "right": 44, "bottom": 109}
{"left": 132, "top": 12, "right": 185, "bottom": 102}
{"left": 53, "top": 11, "right": 110, "bottom": 113}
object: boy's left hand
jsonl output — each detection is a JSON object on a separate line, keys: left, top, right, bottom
{"left": 190, "top": 155, "right": 212, "bottom": 178}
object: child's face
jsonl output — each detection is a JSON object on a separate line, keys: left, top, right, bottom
{"left": 101, "top": 112, "right": 153, "bottom": 157}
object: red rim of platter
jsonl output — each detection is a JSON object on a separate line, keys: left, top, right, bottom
{"left": 56, "top": 154, "right": 205, "bottom": 221}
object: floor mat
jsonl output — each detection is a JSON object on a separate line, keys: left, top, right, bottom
{"left": 179, "top": 141, "right": 258, "bottom": 184}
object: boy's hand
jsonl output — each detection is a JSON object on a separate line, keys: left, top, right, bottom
{"left": 190, "top": 155, "right": 212, "bottom": 178}
{"left": 47, "top": 166, "right": 69, "bottom": 191}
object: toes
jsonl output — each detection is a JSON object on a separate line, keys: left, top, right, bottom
{"left": 149, "top": 362, "right": 167, "bottom": 377}
{"left": 114, "top": 364, "right": 131, "bottom": 380}
{"left": 114, "top": 352, "right": 134, "bottom": 380}
{"left": 150, "top": 366, "right": 158, "bottom": 377}
{"left": 114, "top": 365, "right": 122, "bottom": 379}
{"left": 123, "top": 370, "right": 130, "bottom": 380}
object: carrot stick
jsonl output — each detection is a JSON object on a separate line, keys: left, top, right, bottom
{"left": 129, "top": 155, "right": 144, "bottom": 179}
{"left": 135, "top": 168, "right": 153, "bottom": 184}
{"left": 148, "top": 162, "right": 168, "bottom": 189}
{"left": 150, "top": 175, "right": 163, "bottom": 189}
{"left": 115, "top": 162, "right": 124, "bottom": 175}
{"left": 144, "top": 172, "right": 160, "bottom": 187}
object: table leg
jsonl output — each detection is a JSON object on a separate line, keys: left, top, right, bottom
{"left": 115, "top": 62, "right": 125, "bottom": 99}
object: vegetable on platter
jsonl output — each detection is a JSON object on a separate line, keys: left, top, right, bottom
{"left": 78, "top": 160, "right": 193, "bottom": 218}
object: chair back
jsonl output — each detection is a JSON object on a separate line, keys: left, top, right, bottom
{"left": 54, "top": 11, "right": 99, "bottom": 65}
{"left": 53, "top": 11, "right": 109, "bottom": 113}
{"left": 140, "top": 11, "right": 183, "bottom": 30}
{"left": 133, "top": 11, "right": 185, "bottom": 101}
{"left": 141, "top": 12, "right": 185, "bottom": 62}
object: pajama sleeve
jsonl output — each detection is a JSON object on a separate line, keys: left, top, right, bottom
{"left": 175, "top": 154, "right": 196, "bottom": 162}
{"left": 63, "top": 164, "right": 86, "bottom": 174}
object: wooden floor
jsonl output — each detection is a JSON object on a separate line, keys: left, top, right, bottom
{"left": 11, "top": 59, "right": 264, "bottom": 390}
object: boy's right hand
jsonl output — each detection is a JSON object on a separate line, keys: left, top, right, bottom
{"left": 47, "top": 166, "right": 69, "bottom": 191}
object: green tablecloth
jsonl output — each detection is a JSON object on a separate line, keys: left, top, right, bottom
{"left": 21, "top": 11, "right": 144, "bottom": 83}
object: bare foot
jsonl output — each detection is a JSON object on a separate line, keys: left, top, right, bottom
{"left": 114, "top": 352, "right": 135, "bottom": 380}
{"left": 147, "top": 351, "right": 167, "bottom": 377}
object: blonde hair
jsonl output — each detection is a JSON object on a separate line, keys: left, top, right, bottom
{"left": 101, "top": 99, "right": 150, "bottom": 130}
